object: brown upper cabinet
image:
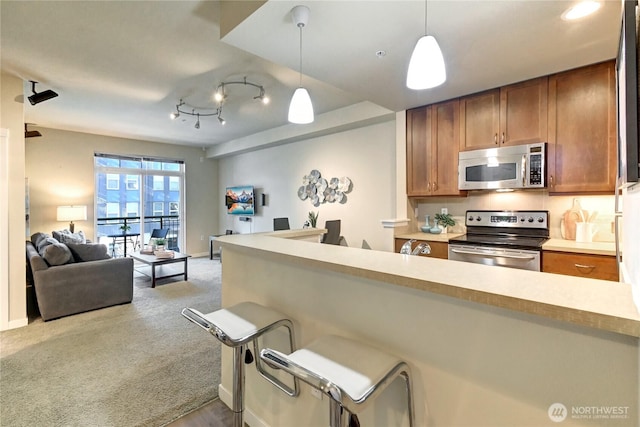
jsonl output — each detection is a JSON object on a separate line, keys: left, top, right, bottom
{"left": 547, "top": 61, "right": 617, "bottom": 194}
{"left": 459, "top": 77, "right": 548, "bottom": 150}
{"left": 406, "top": 99, "right": 465, "bottom": 197}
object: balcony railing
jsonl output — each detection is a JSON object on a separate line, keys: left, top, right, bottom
{"left": 96, "top": 215, "right": 181, "bottom": 256}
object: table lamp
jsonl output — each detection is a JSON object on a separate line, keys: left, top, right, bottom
{"left": 57, "top": 205, "right": 87, "bottom": 233}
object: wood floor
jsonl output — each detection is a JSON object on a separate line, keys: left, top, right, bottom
{"left": 166, "top": 398, "right": 235, "bottom": 427}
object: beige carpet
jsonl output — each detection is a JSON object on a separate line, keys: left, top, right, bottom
{"left": 0, "top": 257, "right": 222, "bottom": 427}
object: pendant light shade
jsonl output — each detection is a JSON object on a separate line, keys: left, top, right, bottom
{"left": 407, "top": 35, "right": 446, "bottom": 90}
{"left": 288, "top": 87, "right": 314, "bottom": 124}
{"left": 407, "top": 0, "right": 446, "bottom": 90}
{"left": 289, "top": 5, "right": 314, "bottom": 124}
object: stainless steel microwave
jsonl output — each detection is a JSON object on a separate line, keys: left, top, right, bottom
{"left": 458, "top": 143, "right": 546, "bottom": 190}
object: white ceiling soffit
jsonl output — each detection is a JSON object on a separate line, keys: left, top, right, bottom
{"left": 1, "top": 1, "right": 621, "bottom": 148}
{"left": 223, "top": 0, "right": 621, "bottom": 112}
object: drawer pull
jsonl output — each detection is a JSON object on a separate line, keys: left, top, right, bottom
{"left": 574, "top": 263, "right": 595, "bottom": 274}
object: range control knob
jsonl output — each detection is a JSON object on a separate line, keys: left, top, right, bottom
{"left": 537, "top": 217, "right": 544, "bottom": 223}
{"left": 520, "top": 217, "right": 525, "bottom": 222}
{"left": 527, "top": 217, "right": 534, "bottom": 223}
{"left": 476, "top": 216, "right": 482, "bottom": 222}
{"left": 468, "top": 216, "right": 474, "bottom": 221}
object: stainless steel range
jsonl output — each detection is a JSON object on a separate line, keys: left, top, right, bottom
{"left": 448, "top": 210, "right": 549, "bottom": 271}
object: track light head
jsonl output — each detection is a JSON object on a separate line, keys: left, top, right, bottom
{"left": 170, "top": 111, "right": 180, "bottom": 120}
{"left": 218, "top": 116, "right": 226, "bottom": 125}
{"left": 195, "top": 114, "right": 200, "bottom": 129}
{"left": 24, "top": 123, "right": 42, "bottom": 138}
{"left": 28, "top": 81, "right": 58, "bottom": 105}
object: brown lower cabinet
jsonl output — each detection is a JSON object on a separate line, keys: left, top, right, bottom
{"left": 542, "top": 251, "right": 618, "bottom": 282}
{"left": 394, "top": 239, "right": 448, "bottom": 259}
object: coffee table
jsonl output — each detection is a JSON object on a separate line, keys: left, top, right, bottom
{"left": 129, "top": 251, "right": 191, "bottom": 288}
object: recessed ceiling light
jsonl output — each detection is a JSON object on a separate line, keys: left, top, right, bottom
{"left": 562, "top": 1, "right": 601, "bottom": 21}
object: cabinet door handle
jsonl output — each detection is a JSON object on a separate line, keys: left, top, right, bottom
{"left": 501, "top": 132, "right": 505, "bottom": 144}
{"left": 549, "top": 175, "right": 554, "bottom": 187}
{"left": 575, "top": 263, "right": 596, "bottom": 273}
{"left": 433, "top": 182, "right": 437, "bottom": 191}
{"left": 427, "top": 182, "right": 431, "bottom": 192}
{"left": 494, "top": 133, "right": 498, "bottom": 145}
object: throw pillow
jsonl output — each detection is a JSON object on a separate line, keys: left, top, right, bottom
{"left": 37, "top": 236, "right": 58, "bottom": 254}
{"left": 52, "top": 229, "right": 86, "bottom": 244}
{"left": 31, "top": 232, "right": 49, "bottom": 247}
{"left": 66, "top": 243, "right": 111, "bottom": 262}
{"left": 41, "top": 242, "right": 74, "bottom": 266}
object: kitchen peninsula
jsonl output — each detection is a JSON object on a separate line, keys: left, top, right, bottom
{"left": 217, "top": 232, "right": 639, "bottom": 427}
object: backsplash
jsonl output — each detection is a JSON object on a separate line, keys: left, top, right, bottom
{"left": 415, "top": 191, "right": 616, "bottom": 242}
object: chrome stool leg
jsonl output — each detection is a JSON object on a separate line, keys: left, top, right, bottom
{"left": 182, "top": 303, "right": 300, "bottom": 427}
{"left": 231, "top": 345, "right": 245, "bottom": 427}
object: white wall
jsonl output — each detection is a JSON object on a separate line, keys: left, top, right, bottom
{"left": 0, "top": 72, "right": 27, "bottom": 330}
{"left": 217, "top": 121, "right": 397, "bottom": 251}
{"left": 25, "top": 127, "right": 218, "bottom": 256}
{"left": 416, "top": 193, "right": 617, "bottom": 241}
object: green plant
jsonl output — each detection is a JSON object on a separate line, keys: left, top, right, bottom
{"left": 434, "top": 213, "right": 455, "bottom": 228}
{"left": 155, "top": 238, "right": 166, "bottom": 246}
{"left": 119, "top": 224, "right": 131, "bottom": 233}
{"left": 308, "top": 211, "right": 318, "bottom": 228}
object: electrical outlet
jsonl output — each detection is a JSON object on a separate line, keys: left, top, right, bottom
{"left": 200, "top": 235, "right": 204, "bottom": 241}
{"left": 441, "top": 208, "right": 448, "bottom": 215}
{"left": 310, "top": 388, "right": 323, "bottom": 400}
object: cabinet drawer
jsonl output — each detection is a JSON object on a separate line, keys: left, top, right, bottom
{"left": 542, "top": 251, "right": 618, "bottom": 281}
{"left": 394, "top": 239, "right": 448, "bottom": 259}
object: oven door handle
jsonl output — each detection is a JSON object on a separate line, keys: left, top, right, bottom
{"left": 450, "top": 248, "right": 537, "bottom": 260}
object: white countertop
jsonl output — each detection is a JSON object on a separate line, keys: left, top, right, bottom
{"left": 395, "top": 232, "right": 463, "bottom": 243}
{"left": 543, "top": 238, "right": 617, "bottom": 256}
{"left": 397, "top": 232, "right": 617, "bottom": 256}
{"left": 218, "top": 233, "right": 640, "bottom": 337}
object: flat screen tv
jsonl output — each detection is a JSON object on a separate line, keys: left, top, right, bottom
{"left": 226, "top": 185, "right": 254, "bottom": 215}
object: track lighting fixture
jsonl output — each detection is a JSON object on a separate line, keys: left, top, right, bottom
{"left": 170, "top": 77, "right": 267, "bottom": 129}
{"left": 28, "top": 80, "right": 59, "bottom": 105}
{"left": 288, "top": 5, "right": 314, "bottom": 124}
{"left": 24, "top": 123, "right": 42, "bottom": 138}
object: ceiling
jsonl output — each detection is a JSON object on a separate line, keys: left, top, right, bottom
{"left": 1, "top": 1, "right": 622, "bottom": 148}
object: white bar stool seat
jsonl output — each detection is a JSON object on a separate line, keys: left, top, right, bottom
{"left": 182, "top": 302, "right": 299, "bottom": 427}
{"left": 261, "top": 334, "right": 415, "bottom": 427}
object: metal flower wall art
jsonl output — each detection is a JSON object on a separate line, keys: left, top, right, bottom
{"left": 298, "top": 169, "right": 352, "bottom": 207}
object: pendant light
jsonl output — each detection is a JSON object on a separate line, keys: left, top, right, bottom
{"left": 288, "top": 5, "right": 314, "bottom": 124}
{"left": 406, "top": 0, "right": 446, "bottom": 90}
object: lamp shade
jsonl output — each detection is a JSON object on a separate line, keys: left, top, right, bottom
{"left": 57, "top": 205, "right": 87, "bottom": 221}
{"left": 288, "top": 87, "right": 314, "bottom": 124}
{"left": 406, "top": 35, "right": 446, "bottom": 90}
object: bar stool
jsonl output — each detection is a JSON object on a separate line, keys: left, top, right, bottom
{"left": 260, "top": 334, "right": 415, "bottom": 427}
{"left": 181, "top": 302, "right": 299, "bottom": 427}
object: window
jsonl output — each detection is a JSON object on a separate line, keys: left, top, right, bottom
{"left": 106, "top": 203, "right": 119, "bottom": 218}
{"left": 169, "top": 176, "right": 179, "bottom": 192}
{"left": 126, "top": 175, "right": 139, "bottom": 190}
{"left": 95, "top": 153, "right": 185, "bottom": 251}
{"left": 153, "top": 202, "right": 164, "bottom": 216}
{"left": 153, "top": 176, "right": 164, "bottom": 191}
{"left": 169, "top": 202, "right": 179, "bottom": 216}
{"left": 126, "top": 202, "right": 139, "bottom": 217}
{"left": 106, "top": 174, "right": 119, "bottom": 190}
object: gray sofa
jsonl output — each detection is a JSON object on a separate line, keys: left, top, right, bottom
{"left": 26, "top": 232, "right": 134, "bottom": 321}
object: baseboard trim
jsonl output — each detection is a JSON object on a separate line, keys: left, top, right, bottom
{"left": 0, "top": 317, "right": 28, "bottom": 331}
{"left": 218, "top": 384, "right": 270, "bottom": 427}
